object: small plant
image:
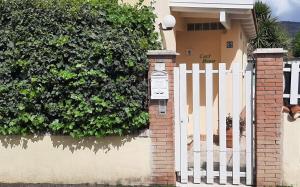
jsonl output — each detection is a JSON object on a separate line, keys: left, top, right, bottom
{"left": 226, "top": 114, "right": 246, "bottom": 133}
{"left": 225, "top": 114, "right": 246, "bottom": 148}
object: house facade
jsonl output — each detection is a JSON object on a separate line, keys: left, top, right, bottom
{"left": 1, "top": 1, "right": 299, "bottom": 187}
{"left": 127, "top": 0, "right": 297, "bottom": 186}
{"left": 124, "top": 0, "right": 257, "bottom": 135}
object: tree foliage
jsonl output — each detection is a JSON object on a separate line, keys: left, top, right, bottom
{"left": 250, "top": 1, "right": 290, "bottom": 50}
{"left": 0, "top": 0, "right": 160, "bottom": 137}
{"left": 293, "top": 31, "right": 300, "bottom": 57}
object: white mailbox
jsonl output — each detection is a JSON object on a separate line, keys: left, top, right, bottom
{"left": 151, "top": 70, "right": 169, "bottom": 100}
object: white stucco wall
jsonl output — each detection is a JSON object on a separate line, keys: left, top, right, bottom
{"left": 0, "top": 135, "right": 151, "bottom": 185}
{"left": 282, "top": 113, "right": 300, "bottom": 186}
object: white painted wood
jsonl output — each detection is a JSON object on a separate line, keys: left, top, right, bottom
{"left": 192, "top": 64, "right": 201, "bottom": 183}
{"left": 174, "top": 67, "right": 180, "bottom": 172}
{"left": 220, "top": 11, "right": 231, "bottom": 30}
{"left": 169, "top": 0, "right": 254, "bottom": 9}
{"left": 176, "top": 62, "right": 256, "bottom": 185}
{"left": 251, "top": 63, "right": 255, "bottom": 182}
{"left": 283, "top": 94, "right": 300, "bottom": 98}
{"left": 218, "top": 63, "right": 227, "bottom": 184}
{"left": 232, "top": 63, "right": 240, "bottom": 184}
{"left": 186, "top": 70, "right": 234, "bottom": 74}
{"left": 179, "top": 64, "right": 188, "bottom": 183}
{"left": 170, "top": 0, "right": 253, "bottom": 4}
{"left": 187, "top": 170, "right": 247, "bottom": 177}
{"left": 205, "top": 63, "right": 214, "bottom": 184}
{"left": 290, "top": 62, "right": 300, "bottom": 105}
{"left": 245, "top": 63, "right": 254, "bottom": 185}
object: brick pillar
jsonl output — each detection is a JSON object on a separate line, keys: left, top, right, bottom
{"left": 147, "top": 50, "right": 177, "bottom": 185}
{"left": 254, "top": 48, "right": 287, "bottom": 186}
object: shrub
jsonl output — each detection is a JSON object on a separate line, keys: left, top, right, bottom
{"left": 293, "top": 31, "right": 300, "bottom": 57}
{"left": 0, "top": 0, "right": 160, "bottom": 137}
{"left": 250, "top": 1, "right": 290, "bottom": 51}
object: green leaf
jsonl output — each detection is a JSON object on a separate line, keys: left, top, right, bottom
{"left": 0, "top": 0, "right": 157, "bottom": 137}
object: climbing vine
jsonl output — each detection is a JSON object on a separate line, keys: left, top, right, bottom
{"left": 0, "top": 0, "right": 160, "bottom": 137}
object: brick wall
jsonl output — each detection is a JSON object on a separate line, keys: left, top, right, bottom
{"left": 254, "top": 49, "right": 287, "bottom": 186}
{"left": 147, "top": 51, "right": 177, "bottom": 185}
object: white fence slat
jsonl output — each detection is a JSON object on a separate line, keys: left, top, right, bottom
{"left": 188, "top": 170, "right": 247, "bottom": 177}
{"left": 218, "top": 63, "right": 227, "bottom": 184}
{"left": 175, "top": 62, "right": 256, "bottom": 185}
{"left": 232, "top": 63, "right": 240, "bottom": 184}
{"left": 245, "top": 63, "right": 254, "bottom": 185}
{"left": 179, "top": 64, "right": 188, "bottom": 183}
{"left": 283, "top": 94, "right": 300, "bottom": 98}
{"left": 251, "top": 64, "right": 255, "bottom": 186}
{"left": 192, "top": 64, "right": 201, "bottom": 183}
{"left": 290, "top": 62, "right": 300, "bottom": 104}
{"left": 205, "top": 63, "right": 214, "bottom": 184}
{"left": 174, "top": 67, "right": 180, "bottom": 172}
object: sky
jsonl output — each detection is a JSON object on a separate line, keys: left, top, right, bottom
{"left": 261, "top": 0, "right": 300, "bottom": 22}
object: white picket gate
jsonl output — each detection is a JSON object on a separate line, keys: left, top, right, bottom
{"left": 174, "top": 63, "right": 255, "bottom": 185}
{"left": 283, "top": 61, "right": 300, "bottom": 104}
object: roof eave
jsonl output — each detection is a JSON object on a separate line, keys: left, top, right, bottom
{"left": 169, "top": 1, "right": 257, "bottom": 39}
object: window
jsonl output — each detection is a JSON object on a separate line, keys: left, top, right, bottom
{"left": 187, "top": 22, "right": 225, "bottom": 32}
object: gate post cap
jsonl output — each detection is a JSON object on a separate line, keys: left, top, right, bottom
{"left": 147, "top": 50, "right": 179, "bottom": 56}
{"left": 253, "top": 48, "right": 288, "bottom": 54}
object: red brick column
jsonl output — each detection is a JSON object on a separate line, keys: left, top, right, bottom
{"left": 254, "top": 48, "right": 287, "bottom": 186}
{"left": 147, "top": 50, "right": 177, "bottom": 185}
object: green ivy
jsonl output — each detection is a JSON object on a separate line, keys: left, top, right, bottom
{"left": 0, "top": 0, "right": 160, "bottom": 137}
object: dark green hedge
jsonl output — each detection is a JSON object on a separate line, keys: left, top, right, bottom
{"left": 0, "top": 0, "right": 160, "bottom": 137}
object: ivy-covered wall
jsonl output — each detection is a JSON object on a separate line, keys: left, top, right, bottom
{"left": 0, "top": 0, "right": 160, "bottom": 137}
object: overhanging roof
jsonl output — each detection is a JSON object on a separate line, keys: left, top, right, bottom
{"left": 169, "top": 0, "right": 257, "bottom": 39}
{"left": 170, "top": 0, "right": 255, "bottom": 9}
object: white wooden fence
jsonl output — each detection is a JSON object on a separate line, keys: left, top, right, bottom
{"left": 174, "top": 63, "right": 254, "bottom": 185}
{"left": 283, "top": 61, "right": 300, "bottom": 105}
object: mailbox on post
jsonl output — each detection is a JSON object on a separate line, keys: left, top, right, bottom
{"left": 151, "top": 64, "right": 169, "bottom": 100}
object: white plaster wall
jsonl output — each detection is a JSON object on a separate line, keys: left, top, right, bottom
{"left": 0, "top": 135, "right": 151, "bottom": 185}
{"left": 282, "top": 113, "right": 300, "bottom": 186}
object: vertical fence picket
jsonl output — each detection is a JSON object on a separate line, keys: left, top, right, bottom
{"left": 179, "top": 64, "right": 188, "bottom": 183}
{"left": 192, "top": 64, "right": 201, "bottom": 183}
{"left": 218, "top": 63, "right": 227, "bottom": 184}
{"left": 290, "top": 62, "right": 300, "bottom": 104}
{"left": 251, "top": 63, "right": 255, "bottom": 186}
{"left": 174, "top": 67, "right": 180, "bottom": 172}
{"left": 232, "top": 63, "right": 240, "bottom": 184}
{"left": 245, "top": 63, "right": 254, "bottom": 185}
{"left": 174, "top": 62, "right": 255, "bottom": 185}
{"left": 205, "top": 63, "right": 214, "bottom": 184}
